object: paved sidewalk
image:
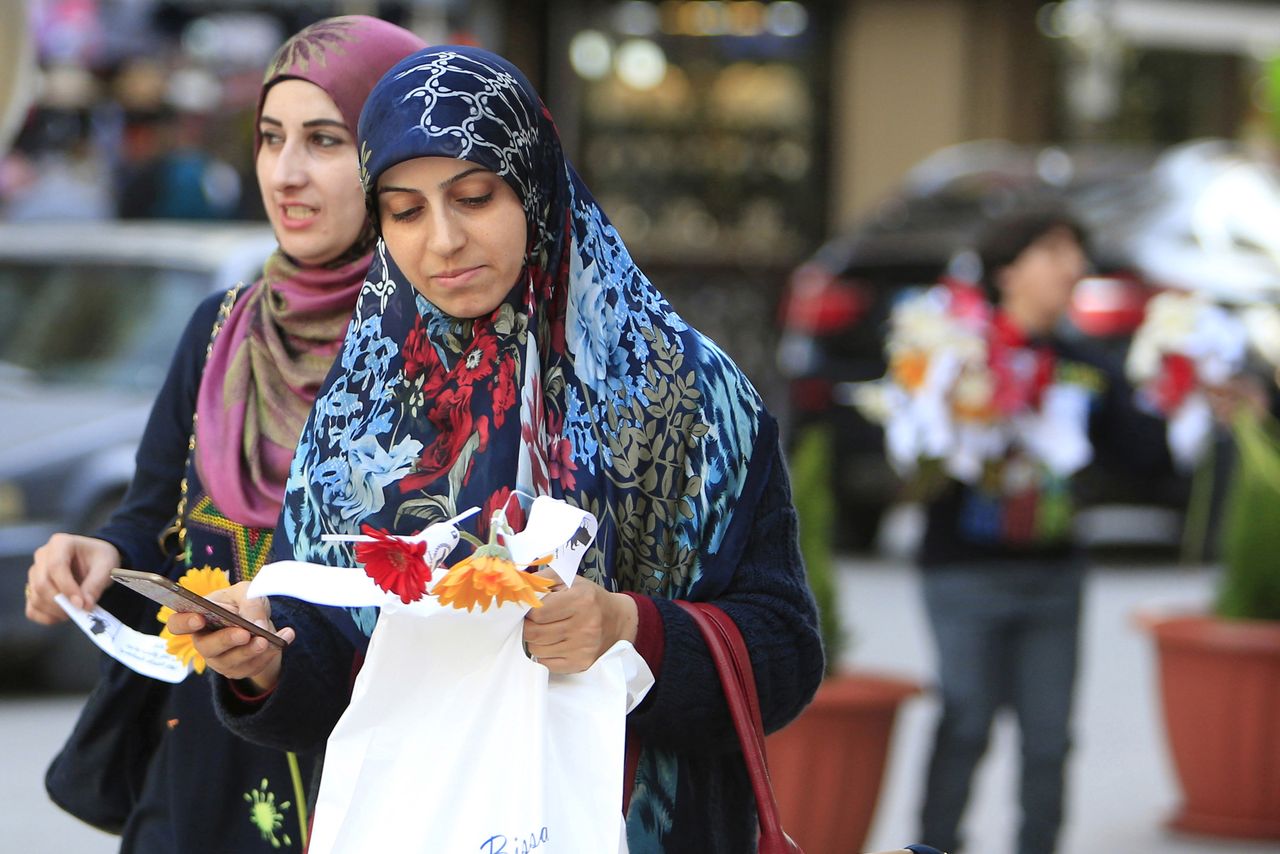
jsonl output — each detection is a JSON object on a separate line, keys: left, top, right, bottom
{"left": 5, "top": 558, "right": 1277, "bottom": 853}
{"left": 837, "top": 556, "right": 1278, "bottom": 854}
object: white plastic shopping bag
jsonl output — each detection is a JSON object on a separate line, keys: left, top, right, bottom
{"left": 249, "top": 498, "right": 653, "bottom": 853}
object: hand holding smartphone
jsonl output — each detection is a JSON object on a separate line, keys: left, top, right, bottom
{"left": 110, "top": 568, "right": 287, "bottom": 649}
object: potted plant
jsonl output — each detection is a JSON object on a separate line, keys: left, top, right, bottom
{"left": 765, "top": 423, "right": 920, "bottom": 853}
{"left": 1140, "top": 407, "right": 1280, "bottom": 840}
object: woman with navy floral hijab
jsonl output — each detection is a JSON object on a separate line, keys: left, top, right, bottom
{"left": 186, "top": 46, "right": 824, "bottom": 852}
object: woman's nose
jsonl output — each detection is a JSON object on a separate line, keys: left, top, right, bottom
{"left": 426, "top": 205, "right": 465, "bottom": 257}
{"left": 270, "top": 140, "right": 308, "bottom": 190}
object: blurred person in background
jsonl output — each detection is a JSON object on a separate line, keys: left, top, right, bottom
{"left": 117, "top": 66, "right": 241, "bottom": 220}
{"left": 2, "top": 65, "right": 114, "bottom": 221}
{"left": 23, "top": 16, "right": 425, "bottom": 852}
{"left": 915, "top": 208, "right": 1172, "bottom": 854}
{"left": 115, "top": 105, "right": 240, "bottom": 220}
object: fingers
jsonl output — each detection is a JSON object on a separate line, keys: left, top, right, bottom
{"left": 532, "top": 566, "right": 566, "bottom": 592}
{"left": 523, "top": 579, "right": 610, "bottom": 674}
{"left": 27, "top": 536, "right": 82, "bottom": 620}
{"left": 202, "top": 582, "right": 273, "bottom": 623}
{"left": 189, "top": 622, "right": 293, "bottom": 690}
{"left": 166, "top": 610, "right": 208, "bottom": 635}
{"left": 167, "top": 583, "right": 290, "bottom": 688}
{"left": 202, "top": 638, "right": 284, "bottom": 683}
{"left": 524, "top": 575, "right": 592, "bottom": 624}
{"left": 229, "top": 590, "right": 272, "bottom": 624}
{"left": 26, "top": 534, "right": 120, "bottom": 622}
{"left": 24, "top": 577, "right": 68, "bottom": 625}
{"left": 523, "top": 598, "right": 577, "bottom": 673}
{"left": 188, "top": 624, "right": 280, "bottom": 659}
{"left": 80, "top": 558, "right": 118, "bottom": 608}
{"left": 206, "top": 580, "right": 253, "bottom": 607}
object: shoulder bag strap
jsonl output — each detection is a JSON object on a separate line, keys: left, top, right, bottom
{"left": 158, "top": 283, "right": 244, "bottom": 559}
{"left": 673, "top": 600, "right": 802, "bottom": 854}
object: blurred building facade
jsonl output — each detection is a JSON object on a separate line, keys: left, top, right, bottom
{"left": 6, "top": 0, "right": 1280, "bottom": 237}
{"left": 533, "top": 0, "right": 1280, "bottom": 253}
{"left": 531, "top": 0, "right": 1280, "bottom": 399}
{"left": 4, "top": 0, "right": 1279, "bottom": 394}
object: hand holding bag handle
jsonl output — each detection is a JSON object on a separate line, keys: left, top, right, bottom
{"left": 673, "top": 599, "right": 803, "bottom": 854}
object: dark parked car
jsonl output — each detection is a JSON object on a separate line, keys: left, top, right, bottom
{"left": 779, "top": 138, "right": 1280, "bottom": 552}
{"left": 0, "top": 220, "right": 275, "bottom": 688}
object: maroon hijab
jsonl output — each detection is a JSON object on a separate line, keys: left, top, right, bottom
{"left": 194, "top": 16, "right": 426, "bottom": 529}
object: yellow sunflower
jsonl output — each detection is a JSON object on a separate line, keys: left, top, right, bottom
{"left": 157, "top": 566, "right": 231, "bottom": 674}
{"left": 433, "top": 549, "right": 555, "bottom": 613}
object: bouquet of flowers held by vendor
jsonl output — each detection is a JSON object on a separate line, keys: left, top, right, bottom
{"left": 852, "top": 281, "right": 1096, "bottom": 484}
{"left": 1125, "top": 289, "right": 1280, "bottom": 469}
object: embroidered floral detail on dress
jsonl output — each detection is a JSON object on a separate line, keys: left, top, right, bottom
{"left": 244, "top": 777, "right": 294, "bottom": 849}
{"left": 185, "top": 494, "right": 274, "bottom": 580}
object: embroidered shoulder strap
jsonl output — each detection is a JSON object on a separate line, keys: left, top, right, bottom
{"left": 159, "top": 284, "right": 245, "bottom": 560}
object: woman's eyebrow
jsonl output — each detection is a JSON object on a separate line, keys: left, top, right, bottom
{"left": 302, "top": 118, "right": 348, "bottom": 130}
{"left": 258, "top": 116, "right": 348, "bottom": 131}
{"left": 438, "top": 167, "right": 488, "bottom": 189}
{"left": 377, "top": 167, "right": 491, "bottom": 196}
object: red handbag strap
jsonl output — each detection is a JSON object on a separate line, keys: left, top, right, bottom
{"left": 674, "top": 600, "right": 802, "bottom": 853}
{"left": 621, "top": 728, "right": 641, "bottom": 816}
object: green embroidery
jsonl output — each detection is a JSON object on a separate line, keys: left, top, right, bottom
{"left": 1055, "top": 360, "right": 1106, "bottom": 395}
{"left": 1035, "top": 474, "right": 1074, "bottom": 540}
{"left": 187, "top": 495, "right": 275, "bottom": 581}
{"left": 244, "top": 778, "right": 293, "bottom": 849}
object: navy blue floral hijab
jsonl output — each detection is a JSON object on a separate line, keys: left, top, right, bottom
{"left": 278, "top": 46, "right": 770, "bottom": 610}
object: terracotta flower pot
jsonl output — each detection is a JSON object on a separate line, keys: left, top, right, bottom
{"left": 766, "top": 671, "right": 920, "bottom": 854}
{"left": 1142, "top": 613, "right": 1280, "bottom": 839}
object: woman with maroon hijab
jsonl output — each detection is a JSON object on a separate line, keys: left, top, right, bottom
{"left": 24, "top": 17, "right": 425, "bottom": 852}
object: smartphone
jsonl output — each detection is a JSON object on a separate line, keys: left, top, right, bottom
{"left": 109, "top": 568, "right": 287, "bottom": 649}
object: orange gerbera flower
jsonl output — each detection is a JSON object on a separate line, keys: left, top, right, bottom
{"left": 157, "top": 566, "right": 230, "bottom": 674}
{"left": 355, "top": 524, "right": 433, "bottom": 604}
{"left": 433, "top": 546, "right": 555, "bottom": 613}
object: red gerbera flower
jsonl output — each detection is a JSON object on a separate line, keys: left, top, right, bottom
{"left": 354, "top": 525, "right": 433, "bottom": 604}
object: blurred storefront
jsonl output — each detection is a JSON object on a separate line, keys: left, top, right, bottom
{"left": 5, "top": 0, "right": 1280, "bottom": 395}
{"left": 544, "top": 0, "right": 826, "bottom": 269}
{"left": 8, "top": 0, "right": 1280, "bottom": 238}
{"left": 522, "top": 0, "right": 1280, "bottom": 398}
{"left": 534, "top": 0, "right": 829, "bottom": 395}
{"left": 1, "top": 0, "right": 504, "bottom": 224}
